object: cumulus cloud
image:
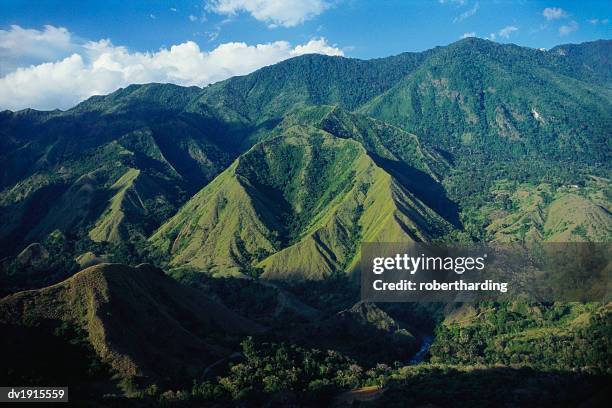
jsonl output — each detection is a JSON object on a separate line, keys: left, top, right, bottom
{"left": 206, "top": 0, "right": 331, "bottom": 27}
{"left": 0, "top": 25, "right": 78, "bottom": 75}
{"left": 559, "top": 20, "right": 579, "bottom": 35}
{"left": 542, "top": 7, "right": 567, "bottom": 21}
{"left": 453, "top": 2, "right": 479, "bottom": 23}
{"left": 460, "top": 32, "right": 476, "bottom": 39}
{"left": 0, "top": 26, "right": 344, "bottom": 111}
{"left": 498, "top": 25, "right": 518, "bottom": 39}
{"left": 290, "top": 37, "right": 343, "bottom": 56}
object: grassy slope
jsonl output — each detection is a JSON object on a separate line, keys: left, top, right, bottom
{"left": 483, "top": 179, "right": 612, "bottom": 242}
{"left": 0, "top": 263, "right": 261, "bottom": 386}
{"left": 151, "top": 127, "right": 451, "bottom": 279}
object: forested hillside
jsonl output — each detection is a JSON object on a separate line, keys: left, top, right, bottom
{"left": 0, "top": 38, "right": 610, "bottom": 406}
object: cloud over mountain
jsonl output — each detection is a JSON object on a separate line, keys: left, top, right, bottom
{"left": 0, "top": 25, "right": 343, "bottom": 111}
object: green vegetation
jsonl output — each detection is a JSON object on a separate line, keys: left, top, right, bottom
{"left": 430, "top": 302, "right": 611, "bottom": 373}
{"left": 362, "top": 364, "right": 610, "bottom": 408}
{"left": 0, "top": 263, "right": 262, "bottom": 390}
{"left": 0, "top": 38, "right": 610, "bottom": 406}
{"left": 150, "top": 128, "right": 451, "bottom": 279}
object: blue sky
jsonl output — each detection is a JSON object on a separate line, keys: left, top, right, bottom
{"left": 0, "top": 0, "right": 610, "bottom": 110}
{"left": 3, "top": 0, "right": 610, "bottom": 57}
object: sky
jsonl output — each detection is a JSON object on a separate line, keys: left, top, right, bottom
{"left": 1, "top": 0, "right": 610, "bottom": 111}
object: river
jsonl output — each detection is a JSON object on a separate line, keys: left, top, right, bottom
{"left": 409, "top": 335, "right": 433, "bottom": 364}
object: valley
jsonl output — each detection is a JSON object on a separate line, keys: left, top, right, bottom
{"left": 0, "top": 37, "right": 610, "bottom": 406}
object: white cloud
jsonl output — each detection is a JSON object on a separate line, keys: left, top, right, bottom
{"left": 0, "top": 26, "right": 344, "bottom": 111}
{"left": 542, "top": 7, "right": 567, "bottom": 21}
{"left": 588, "top": 18, "right": 609, "bottom": 25}
{"left": 488, "top": 33, "right": 496, "bottom": 40}
{"left": 559, "top": 20, "right": 579, "bottom": 35}
{"left": 453, "top": 2, "right": 479, "bottom": 23}
{"left": 206, "top": 0, "right": 331, "bottom": 27}
{"left": 189, "top": 14, "right": 198, "bottom": 21}
{"left": 439, "top": 0, "right": 467, "bottom": 5}
{"left": 460, "top": 32, "right": 476, "bottom": 39}
{"left": 0, "top": 25, "right": 78, "bottom": 75}
{"left": 498, "top": 25, "right": 518, "bottom": 39}
{"left": 290, "top": 38, "right": 343, "bottom": 56}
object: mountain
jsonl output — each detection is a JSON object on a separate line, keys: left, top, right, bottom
{"left": 150, "top": 127, "right": 452, "bottom": 279}
{"left": 0, "top": 263, "right": 262, "bottom": 388}
{"left": 194, "top": 51, "right": 429, "bottom": 125}
{"left": 0, "top": 84, "right": 246, "bottom": 255}
{"left": 0, "top": 38, "right": 610, "bottom": 265}
{"left": 361, "top": 38, "right": 611, "bottom": 166}
{"left": 550, "top": 39, "right": 612, "bottom": 84}
{"left": 1, "top": 37, "right": 611, "bottom": 405}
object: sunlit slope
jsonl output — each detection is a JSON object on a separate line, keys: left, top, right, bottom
{"left": 432, "top": 302, "right": 611, "bottom": 371}
{"left": 484, "top": 181, "right": 612, "bottom": 242}
{"left": 194, "top": 52, "right": 427, "bottom": 125}
{"left": 275, "top": 105, "right": 448, "bottom": 178}
{"left": 268, "top": 105, "right": 460, "bottom": 226}
{"left": 361, "top": 38, "right": 611, "bottom": 164}
{"left": 150, "top": 127, "right": 451, "bottom": 279}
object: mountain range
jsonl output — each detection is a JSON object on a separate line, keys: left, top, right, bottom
{"left": 1, "top": 38, "right": 610, "bottom": 273}
{"left": 0, "top": 37, "right": 610, "bottom": 405}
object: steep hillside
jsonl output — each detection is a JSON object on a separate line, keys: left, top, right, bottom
{"left": 0, "top": 113, "right": 234, "bottom": 254}
{"left": 0, "top": 263, "right": 262, "bottom": 387}
{"left": 550, "top": 39, "right": 612, "bottom": 84}
{"left": 361, "top": 38, "right": 611, "bottom": 165}
{"left": 150, "top": 127, "right": 451, "bottom": 279}
{"left": 273, "top": 105, "right": 460, "bottom": 224}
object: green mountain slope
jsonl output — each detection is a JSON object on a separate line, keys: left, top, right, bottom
{"left": 273, "top": 105, "right": 460, "bottom": 225}
{"left": 150, "top": 127, "right": 451, "bottom": 279}
{"left": 0, "top": 263, "right": 261, "bottom": 387}
{"left": 549, "top": 39, "right": 612, "bottom": 84}
{"left": 361, "top": 38, "right": 611, "bottom": 165}
{"left": 1, "top": 39, "right": 610, "bottom": 259}
{"left": 432, "top": 302, "right": 611, "bottom": 372}
{"left": 0, "top": 107, "right": 236, "bottom": 254}
{"left": 194, "top": 51, "right": 428, "bottom": 125}
{"left": 472, "top": 179, "right": 612, "bottom": 242}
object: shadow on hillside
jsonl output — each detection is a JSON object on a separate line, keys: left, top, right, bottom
{"left": 370, "top": 154, "right": 461, "bottom": 228}
{"left": 0, "top": 323, "right": 119, "bottom": 404}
